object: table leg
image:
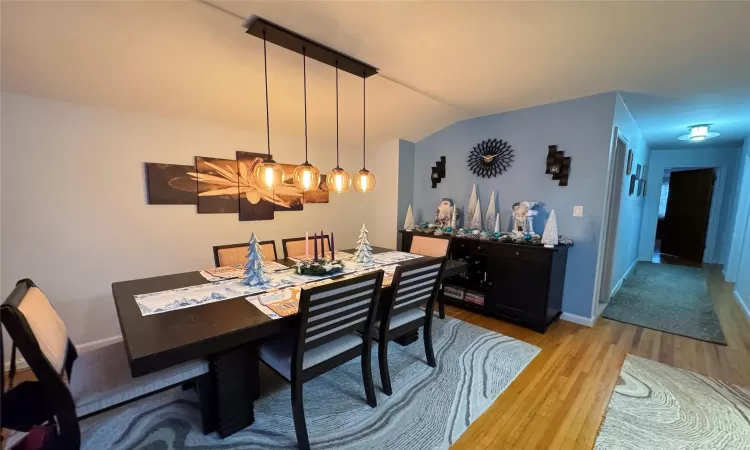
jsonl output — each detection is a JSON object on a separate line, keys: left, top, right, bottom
{"left": 394, "top": 329, "right": 419, "bottom": 346}
{"left": 208, "top": 343, "right": 259, "bottom": 438}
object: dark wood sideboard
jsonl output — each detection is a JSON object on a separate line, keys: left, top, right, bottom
{"left": 400, "top": 231, "right": 572, "bottom": 333}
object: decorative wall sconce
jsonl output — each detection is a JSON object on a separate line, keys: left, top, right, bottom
{"left": 545, "top": 145, "right": 571, "bottom": 186}
{"left": 431, "top": 156, "right": 446, "bottom": 188}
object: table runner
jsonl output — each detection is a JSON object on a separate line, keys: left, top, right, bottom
{"left": 134, "top": 251, "right": 421, "bottom": 316}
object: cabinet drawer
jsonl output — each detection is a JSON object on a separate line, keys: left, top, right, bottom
{"left": 491, "top": 245, "right": 551, "bottom": 263}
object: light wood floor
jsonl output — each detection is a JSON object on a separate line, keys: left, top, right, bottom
{"left": 5, "top": 267, "right": 749, "bottom": 449}
{"left": 450, "top": 264, "right": 750, "bottom": 450}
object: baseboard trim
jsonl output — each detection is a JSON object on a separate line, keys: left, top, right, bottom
{"left": 610, "top": 259, "right": 638, "bottom": 299}
{"left": 4, "top": 334, "right": 122, "bottom": 372}
{"left": 734, "top": 290, "right": 750, "bottom": 320}
{"left": 560, "top": 312, "right": 596, "bottom": 327}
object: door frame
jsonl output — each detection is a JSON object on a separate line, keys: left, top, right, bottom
{"left": 659, "top": 166, "right": 725, "bottom": 264}
{"left": 590, "top": 126, "right": 626, "bottom": 318}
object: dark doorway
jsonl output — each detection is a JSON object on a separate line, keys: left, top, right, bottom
{"left": 659, "top": 168, "right": 716, "bottom": 263}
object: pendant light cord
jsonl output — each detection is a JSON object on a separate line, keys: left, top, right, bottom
{"left": 362, "top": 74, "right": 366, "bottom": 169}
{"left": 263, "top": 30, "right": 271, "bottom": 158}
{"left": 335, "top": 62, "right": 340, "bottom": 168}
{"left": 303, "top": 48, "right": 308, "bottom": 163}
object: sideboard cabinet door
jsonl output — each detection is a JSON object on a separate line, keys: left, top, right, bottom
{"left": 486, "top": 257, "right": 549, "bottom": 328}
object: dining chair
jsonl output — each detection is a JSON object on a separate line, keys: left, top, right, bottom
{"left": 213, "top": 240, "right": 277, "bottom": 267}
{"left": 258, "top": 270, "right": 384, "bottom": 450}
{"left": 1, "top": 279, "right": 214, "bottom": 448}
{"left": 408, "top": 235, "right": 451, "bottom": 319}
{"left": 375, "top": 257, "right": 446, "bottom": 396}
{"left": 282, "top": 235, "right": 331, "bottom": 259}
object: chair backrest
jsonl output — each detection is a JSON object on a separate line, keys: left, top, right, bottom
{"left": 383, "top": 257, "right": 446, "bottom": 327}
{"left": 283, "top": 235, "right": 331, "bottom": 259}
{"left": 409, "top": 235, "right": 451, "bottom": 258}
{"left": 1, "top": 279, "right": 80, "bottom": 446}
{"left": 213, "top": 241, "right": 277, "bottom": 267}
{"left": 294, "top": 271, "right": 383, "bottom": 357}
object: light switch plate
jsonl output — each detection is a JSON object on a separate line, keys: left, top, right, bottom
{"left": 573, "top": 206, "right": 584, "bottom": 217}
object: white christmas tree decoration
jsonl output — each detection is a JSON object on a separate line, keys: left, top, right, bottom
{"left": 450, "top": 205, "right": 457, "bottom": 228}
{"left": 465, "top": 184, "right": 478, "bottom": 228}
{"left": 542, "top": 209, "right": 559, "bottom": 248}
{"left": 242, "top": 233, "right": 271, "bottom": 286}
{"left": 484, "top": 191, "right": 496, "bottom": 231}
{"left": 404, "top": 205, "right": 415, "bottom": 231}
{"left": 354, "top": 223, "right": 374, "bottom": 264}
{"left": 494, "top": 213, "right": 501, "bottom": 233}
{"left": 470, "top": 200, "right": 482, "bottom": 230}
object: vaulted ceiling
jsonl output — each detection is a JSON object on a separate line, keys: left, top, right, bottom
{"left": 3, "top": 1, "right": 749, "bottom": 149}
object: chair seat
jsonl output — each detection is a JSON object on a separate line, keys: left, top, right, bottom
{"left": 259, "top": 333, "right": 363, "bottom": 381}
{"left": 375, "top": 308, "right": 425, "bottom": 335}
{"left": 70, "top": 341, "right": 208, "bottom": 417}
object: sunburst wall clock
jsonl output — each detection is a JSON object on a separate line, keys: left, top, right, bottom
{"left": 467, "top": 138, "right": 514, "bottom": 178}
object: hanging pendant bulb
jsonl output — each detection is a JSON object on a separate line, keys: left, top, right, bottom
{"left": 354, "top": 74, "right": 375, "bottom": 193}
{"left": 293, "top": 48, "right": 321, "bottom": 192}
{"left": 326, "top": 62, "right": 351, "bottom": 193}
{"left": 254, "top": 29, "right": 284, "bottom": 190}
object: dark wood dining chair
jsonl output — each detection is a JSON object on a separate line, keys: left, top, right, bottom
{"left": 258, "top": 270, "right": 384, "bottom": 450}
{"left": 407, "top": 235, "right": 451, "bottom": 319}
{"left": 0, "top": 279, "right": 214, "bottom": 448}
{"left": 213, "top": 240, "right": 277, "bottom": 267}
{"left": 282, "top": 235, "right": 331, "bottom": 259}
{"left": 376, "top": 257, "right": 446, "bottom": 396}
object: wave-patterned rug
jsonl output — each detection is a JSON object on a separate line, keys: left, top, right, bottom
{"left": 602, "top": 262, "right": 726, "bottom": 344}
{"left": 80, "top": 317, "right": 539, "bottom": 449}
{"left": 595, "top": 354, "right": 750, "bottom": 449}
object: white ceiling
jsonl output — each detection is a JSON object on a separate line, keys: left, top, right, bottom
{"left": 2, "top": 1, "right": 749, "bottom": 149}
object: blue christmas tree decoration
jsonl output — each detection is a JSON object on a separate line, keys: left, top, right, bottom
{"left": 242, "top": 233, "right": 270, "bottom": 286}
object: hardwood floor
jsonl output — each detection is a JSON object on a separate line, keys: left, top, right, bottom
{"left": 451, "top": 265, "right": 750, "bottom": 450}
{"left": 4, "top": 267, "right": 748, "bottom": 449}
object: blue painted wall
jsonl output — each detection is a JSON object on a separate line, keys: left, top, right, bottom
{"left": 729, "top": 136, "right": 750, "bottom": 316}
{"left": 725, "top": 137, "right": 750, "bottom": 282}
{"left": 638, "top": 146, "right": 743, "bottom": 263}
{"left": 609, "top": 94, "right": 650, "bottom": 292}
{"left": 412, "top": 92, "right": 617, "bottom": 318}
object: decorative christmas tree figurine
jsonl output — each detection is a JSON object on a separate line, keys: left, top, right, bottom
{"left": 494, "top": 213, "right": 501, "bottom": 233}
{"left": 354, "top": 223, "right": 374, "bottom": 264}
{"left": 484, "top": 191, "right": 496, "bottom": 231}
{"left": 450, "top": 205, "right": 457, "bottom": 228}
{"left": 404, "top": 205, "right": 415, "bottom": 231}
{"left": 542, "top": 209, "right": 559, "bottom": 248}
{"left": 242, "top": 233, "right": 271, "bottom": 286}
{"left": 468, "top": 198, "right": 481, "bottom": 230}
{"left": 466, "top": 184, "right": 478, "bottom": 227}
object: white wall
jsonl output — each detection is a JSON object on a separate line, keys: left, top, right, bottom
{"left": 1, "top": 93, "right": 380, "bottom": 349}
{"left": 608, "top": 94, "right": 650, "bottom": 293}
{"left": 638, "top": 146, "right": 742, "bottom": 263}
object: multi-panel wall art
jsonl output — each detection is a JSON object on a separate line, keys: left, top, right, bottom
{"left": 144, "top": 151, "right": 329, "bottom": 221}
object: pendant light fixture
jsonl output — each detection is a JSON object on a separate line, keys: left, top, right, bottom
{"left": 354, "top": 74, "right": 376, "bottom": 193}
{"left": 254, "top": 30, "right": 284, "bottom": 191}
{"left": 326, "top": 62, "right": 351, "bottom": 193}
{"left": 292, "top": 47, "right": 321, "bottom": 192}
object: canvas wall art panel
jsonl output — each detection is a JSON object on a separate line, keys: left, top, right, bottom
{"left": 145, "top": 163, "right": 198, "bottom": 205}
{"left": 303, "top": 174, "right": 330, "bottom": 203}
{"left": 236, "top": 151, "right": 275, "bottom": 221}
{"left": 274, "top": 163, "right": 304, "bottom": 211}
{"left": 194, "top": 157, "right": 239, "bottom": 214}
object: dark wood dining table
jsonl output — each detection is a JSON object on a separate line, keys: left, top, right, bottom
{"left": 111, "top": 246, "right": 467, "bottom": 438}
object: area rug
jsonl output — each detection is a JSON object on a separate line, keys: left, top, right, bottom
{"left": 602, "top": 262, "right": 726, "bottom": 344}
{"left": 80, "top": 317, "right": 540, "bottom": 449}
{"left": 595, "top": 354, "right": 750, "bottom": 449}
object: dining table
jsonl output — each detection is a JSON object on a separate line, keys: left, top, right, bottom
{"left": 111, "top": 246, "right": 467, "bottom": 438}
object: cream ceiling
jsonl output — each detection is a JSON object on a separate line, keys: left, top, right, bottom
{"left": 2, "top": 1, "right": 749, "bottom": 149}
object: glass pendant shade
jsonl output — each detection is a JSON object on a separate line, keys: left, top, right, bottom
{"left": 292, "top": 162, "right": 321, "bottom": 191}
{"left": 326, "top": 167, "right": 351, "bottom": 193}
{"left": 353, "top": 168, "right": 376, "bottom": 193}
{"left": 253, "top": 159, "right": 285, "bottom": 191}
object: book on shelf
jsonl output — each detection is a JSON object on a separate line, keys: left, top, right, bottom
{"left": 443, "top": 284, "right": 465, "bottom": 300}
{"left": 464, "top": 290, "right": 485, "bottom": 306}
